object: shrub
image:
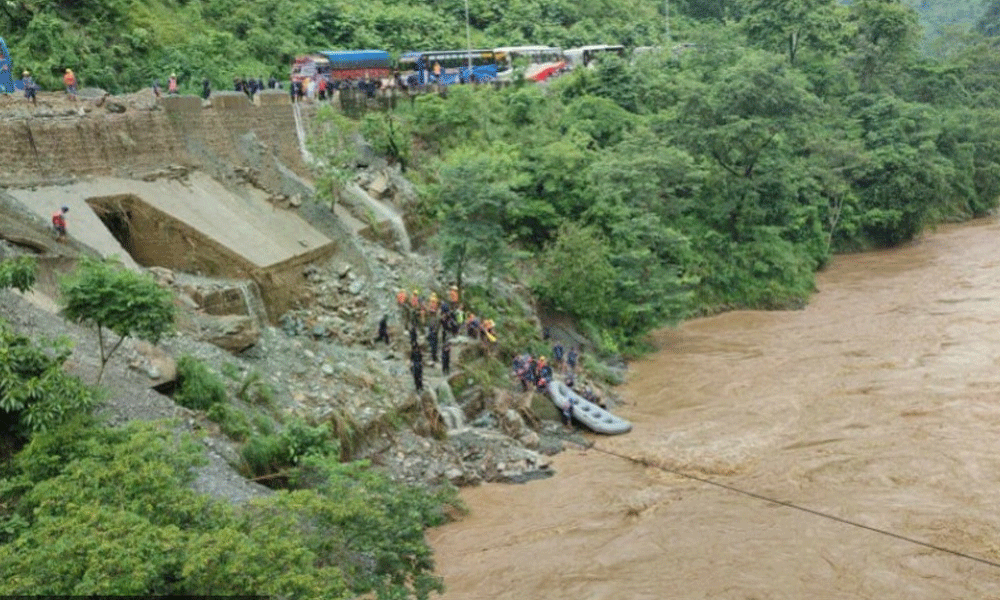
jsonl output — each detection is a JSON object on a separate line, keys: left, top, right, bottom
{"left": 205, "top": 403, "right": 251, "bottom": 442}
{"left": 173, "top": 355, "right": 227, "bottom": 411}
{"left": 0, "top": 321, "right": 97, "bottom": 444}
{"left": 0, "top": 257, "right": 37, "bottom": 293}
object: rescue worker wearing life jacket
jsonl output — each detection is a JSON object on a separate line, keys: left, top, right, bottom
{"left": 410, "top": 289, "right": 422, "bottom": 325}
{"left": 396, "top": 289, "right": 410, "bottom": 328}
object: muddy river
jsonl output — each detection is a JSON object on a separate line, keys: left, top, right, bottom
{"left": 428, "top": 218, "right": 1000, "bottom": 599}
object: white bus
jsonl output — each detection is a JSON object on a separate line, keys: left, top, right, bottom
{"left": 564, "top": 44, "right": 626, "bottom": 69}
{"left": 493, "top": 46, "right": 567, "bottom": 82}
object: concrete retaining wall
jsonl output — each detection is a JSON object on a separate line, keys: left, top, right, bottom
{"left": 0, "top": 93, "right": 303, "bottom": 191}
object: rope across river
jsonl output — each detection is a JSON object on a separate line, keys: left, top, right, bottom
{"left": 558, "top": 434, "right": 1000, "bottom": 571}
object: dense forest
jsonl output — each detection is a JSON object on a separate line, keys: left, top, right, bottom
{"left": 4, "top": 0, "right": 1000, "bottom": 597}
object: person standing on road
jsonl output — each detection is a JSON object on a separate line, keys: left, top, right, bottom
{"left": 22, "top": 71, "right": 36, "bottom": 106}
{"left": 168, "top": 73, "right": 178, "bottom": 95}
{"left": 201, "top": 78, "right": 211, "bottom": 100}
{"left": 63, "top": 68, "right": 77, "bottom": 100}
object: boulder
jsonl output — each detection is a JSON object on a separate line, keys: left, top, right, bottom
{"left": 131, "top": 340, "right": 177, "bottom": 385}
{"left": 193, "top": 313, "right": 260, "bottom": 352}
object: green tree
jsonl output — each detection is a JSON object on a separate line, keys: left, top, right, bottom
{"left": 433, "top": 146, "right": 519, "bottom": 293}
{"left": 59, "top": 258, "right": 175, "bottom": 383}
{"left": 741, "top": 0, "right": 849, "bottom": 65}
{"left": 848, "top": 0, "right": 921, "bottom": 92}
{"left": 533, "top": 222, "right": 617, "bottom": 323}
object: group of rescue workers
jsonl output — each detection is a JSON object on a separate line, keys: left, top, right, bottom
{"left": 385, "top": 286, "right": 501, "bottom": 393}
{"left": 512, "top": 342, "right": 581, "bottom": 393}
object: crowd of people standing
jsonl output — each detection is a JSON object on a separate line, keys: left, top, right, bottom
{"left": 377, "top": 286, "right": 503, "bottom": 393}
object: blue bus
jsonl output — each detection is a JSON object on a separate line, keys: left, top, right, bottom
{"left": 397, "top": 49, "right": 500, "bottom": 86}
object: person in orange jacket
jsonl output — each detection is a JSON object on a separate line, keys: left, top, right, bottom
{"left": 63, "top": 68, "right": 77, "bottom": 100}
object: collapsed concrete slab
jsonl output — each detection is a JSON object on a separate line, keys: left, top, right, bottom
{"left": 10, "top": 172, "right": 335, "bottom": 322}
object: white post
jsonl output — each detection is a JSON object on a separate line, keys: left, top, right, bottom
{"left": 464, "top": 0, "right": 473, "bottom": 72}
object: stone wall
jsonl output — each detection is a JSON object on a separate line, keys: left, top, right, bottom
{"left": 0, "top": 91, "right": 305, "bottom": 191}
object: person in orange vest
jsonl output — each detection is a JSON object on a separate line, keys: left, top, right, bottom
{"left": 448, "top": 286, "right": 459, "bottom": 305}
{"left": 427, "top": 292, "right": 439, "bottom": 314}
{"left": 396, "top": 289, "right": 410, "bottom": 329}
{"left": 52, "top": 205, "right": 68, "bottom": 241}
{"left": 63, "top": 68, "right": 77, "bottom": 100}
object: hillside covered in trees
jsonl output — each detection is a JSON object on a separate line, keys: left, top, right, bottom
{"left": 3, "top": 0, "right": 998, "bottom": 351}
{"left": 308, "top": 0, "right": 1000, "bottom": 353}
{"left": 0, "top": 0, "right": 994, "bottom": 92}
{"left": 3, "top": 0, "right": 1000, "bottom": 595}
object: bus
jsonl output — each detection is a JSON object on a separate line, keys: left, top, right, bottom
{"left": 564, "top": 44, "right": 626, "bottom": 69}
{"left": 396, "top": 49, "right": 501, "bottom": 86}
{"left": 291, "top": 49, "right": 392, "bottom": 85}
{"left": 493, "top": 46, "right": 566, "bottom": 82}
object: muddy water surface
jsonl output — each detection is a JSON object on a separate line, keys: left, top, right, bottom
{"left": 428, "top": 218, "right": 1000, "bottom": 599}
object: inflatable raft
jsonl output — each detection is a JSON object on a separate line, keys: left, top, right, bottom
{"left": 547, "top": 379, "right": 632, "bottom": 435}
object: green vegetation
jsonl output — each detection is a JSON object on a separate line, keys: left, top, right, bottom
{"left": 4, "top": 0, "right": 1000, "bottom": 595}
{"left": 59, "top": 257, "right": 175, "bottom": 383}
{"left": 173, "top": 354, "right": 228, "bottom": 411}
{"left": 0, "top": 324, "right": 97, "bottom": 451}
{"left": 0, "top": 257, "right": 37, "bottom": 293}
{"left": 0, "top": 419, "right": 460, "bottom": 598}
{"left": 295, "top": 0, "right": 1000, "bottom": 354}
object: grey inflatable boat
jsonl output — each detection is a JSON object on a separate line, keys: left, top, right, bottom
{"left": 548, "top": 379, "right": 632, "bottom": 435}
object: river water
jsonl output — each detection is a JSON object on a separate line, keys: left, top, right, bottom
{"left": 428, "top": 218, "right": 1000, "bottom": 599}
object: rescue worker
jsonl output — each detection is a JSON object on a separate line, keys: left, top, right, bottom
{"left": 553, "top": 342, "right": 565, "bottom": 372}
{"left": 396, "top": 289, "right": 410, "bottom": 329}
{"left": 409, "top": 289, "right": 422, "bottom": 326}
{"left": 536, "top": 356, "right": 552, "bottom": 391}
{"left": 448, "top": 285, "right": 459, "bottom": 305}
{"left": 441, "top": 338, "right": 451, "bottom": 375}
{"left": 374, "top": 314, "right": 389, "bottom": 345}
{"left": 410, "top": 343, "right": 424, "bottom": 392}
{"left": 561, "top": 397, "right": 575, "bottom": 429}
{"left": 22, "top": 71, "right": 36, "bottom": 106}
{"left": 427, "top": 321, "right": 439, "bottom": 363}
{"left": 483, "top": 318, "right": 496, "bottom": 343}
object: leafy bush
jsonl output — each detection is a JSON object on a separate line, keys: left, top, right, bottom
{"left": 240, "top": 418, "right": 335, "bottom": 480}
{"left": 173, "top": 355, "right": 227, "bottom": 411}
{"left": 236, "top": 368, "right": 274, "bottom": 407}
{"left": 205, "top": 403, "right": 251, "bottom": 442}
{"left": 0, "top": 257, "right": 37, "bottom": 293}
{"left": 0, "top": 321, "right": 97, "bottom": 443}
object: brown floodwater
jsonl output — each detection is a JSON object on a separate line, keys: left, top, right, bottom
{"left": 428, "top": 217, "right": 1000, "bottom": 599}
